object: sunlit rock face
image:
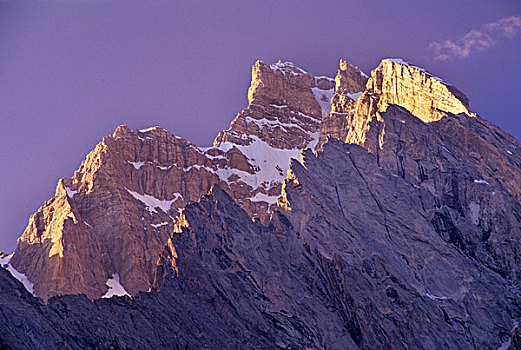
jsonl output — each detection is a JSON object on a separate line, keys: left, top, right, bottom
{"left": 211, "top": 60, "right": 335, "bottom": 219}
{"left": 1, "top": 138, "right": 519, "bottom": 348}
{"left": 345, "top": 58, "right": 473, "bottom": 149}
{"left": 368, "top": 58, "right": 470, "bottom": 122}
{"left": 215, "top": 60, "right": 330, "bottom": 150}
{"left": 11, "top": 126, "right": 217, "bottom": 300}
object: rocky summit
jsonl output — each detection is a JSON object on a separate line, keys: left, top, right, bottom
{"left": 1, "top": 57, "right": 521, "bottom": 349}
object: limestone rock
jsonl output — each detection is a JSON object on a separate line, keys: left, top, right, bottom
{"left": 345, "top": 58, "right": 473, "bottom": 148}
{"left": 271, "top": 140, "right": 519, "bottom": 348}
{"left": 335, "top": 58, "right": 368, "bottom": 95}
{"left": 214, "top": 60, "right": 333, "bottom": 150}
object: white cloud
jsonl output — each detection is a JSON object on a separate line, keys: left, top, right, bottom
{"left": 429, "top": 15, "right": 521, "bottom": 60}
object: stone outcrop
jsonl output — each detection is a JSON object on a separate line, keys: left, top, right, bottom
{"left": 367, "top": 59, "right": 470, "bottom": 121}
{"left": 211, "top": 60, "right": 335, "bottom": 218}
{"left": 345, "top": 58, "right": 473, "bottom": 149}
{"left": 214, "top": 60, "right": 332, "bottom": 150}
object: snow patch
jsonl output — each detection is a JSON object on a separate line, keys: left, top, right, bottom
{"left": 315, "top": 75, "right": 335, "bottom": 81}
{"left": 0, "top": 254, "right": 35, "bottom": 295}
{"left": 425, "top": 292, "right": 448, "bottom": 301}
{"left": 294, "top": 110, "right": 319, "bottom": 122}
{"left": 311, "top": 87, "right": 335, "bottom": 119}
{"left": 507, "top": 150, "right": 513, "bottom": 155}
{"left": 203, "top": 152, "right": 226, "bottom": 160}
{"left": 184, "top": 164, "right": 214, "bottom": 172}
{"left": 84, "top": 221, "right": 93, "bottom": 228}
{"left": 306, "top": 130, "right": 320, "bottom": 150}
{"left": 0, "top": 254, "right": 13, "bottom": 266}
{"left": 245, "top": 116, "right": 308, "bottom": 134}
{"left": 250, "top": 192, "right": 279, "bottom": 205}
{"left": 126, "top": 189, "right": 181, "bottom": 214}
{"left": 65, "top": 186, "right": 77, "bottom": 198}
{"left": 128, "top": 161, "right": 145, "bottom": 170}
{"left": 151, "top": 222, "right": 169, "bottom": 229}
{"left": 344, "top": 91, "right": 363, "bottom": 102}
{"left": 158, "top": 164, "right": 175, "bottom": 170}
{"left": 102, "top": 273, "right": 130, "bottom": 298}
{"left": 474, "top": 179, "right": 490, "bottom": 185}
{"left": 387, "top": 58, "right": 409, "bottom": 65}
{"left": 216, "top": 135, "right": 302, "bottom": 189}
{"left": 139, "top": 126, "right": 160, "bottom": 133}
{"left": 269, "top": 61, "right": 308, "bottom": 76}
{"left": 269, "top": 104, "right": 288, "bottom": 109}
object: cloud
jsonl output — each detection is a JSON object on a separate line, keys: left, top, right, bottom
{"left": 429, "top": 15, "right": 521, "bottom": 60}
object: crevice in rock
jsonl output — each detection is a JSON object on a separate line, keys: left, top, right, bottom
{"left": 346, "top": 152, "right": 393, "bottom": 242}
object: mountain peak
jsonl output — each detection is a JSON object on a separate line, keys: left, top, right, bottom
{"left": 382, "top": 58, "right": 447, "bottom": 82}
{"left": 247, "top": 60, "right": 326, "bottom": 107}
{"left": 374, "top": 58, "right": 471, "bottom": 120}
{"left": 336, "top": 58, "right": 368, "bottom": 94}
{"left": 217, "top": 59, "right": 334, "bottom": 150}
{"left": 363, "top": 59, "right": 475, "bottom": 123}
{"left": 268, "top": 60, "right": 308, "bottom": 75}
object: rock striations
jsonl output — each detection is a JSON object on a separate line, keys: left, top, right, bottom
{"left": 1, "top": 57, "right": 521, "bottom": 349}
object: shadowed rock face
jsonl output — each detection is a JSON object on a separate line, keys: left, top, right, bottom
{"left": 317, "top": 57, "right": 521, "bottom": 288}
{"left": 335, "top": 59, "right": 521, "bottom": 287}
{"left": 156, "top": 139, "right": 520, "bottom": 349}
{"left": 358, "top": 105, "right": 521, "bottom": 284}
{"left": 2, "top": 57, "right": 521, "bottom": 349}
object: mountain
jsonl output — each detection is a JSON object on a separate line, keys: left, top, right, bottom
{"left": 7, "top": 60, "right": 342, "bottom": 300}
{"left": 1, "top": 57, "right": 521, "bottom": 349}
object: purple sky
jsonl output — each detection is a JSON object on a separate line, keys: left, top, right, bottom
{"left": 1, "top": 1, "right": 520, "bottom": 252}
